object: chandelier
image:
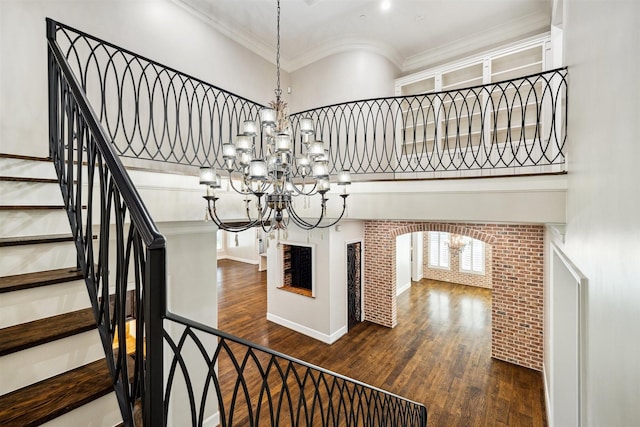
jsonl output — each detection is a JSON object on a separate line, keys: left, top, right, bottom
{"left": 199, "top": 0, "right": 351, "bottom": 233}
{"left": 448, "top": 234, "right": 469, "bottom": 252}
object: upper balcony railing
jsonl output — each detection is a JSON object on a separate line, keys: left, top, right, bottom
{"left": 52, "top": 20, "right": 567, "bottom": 181}
{"left": 292, "top": 68, "right": 567, "bottom": 179}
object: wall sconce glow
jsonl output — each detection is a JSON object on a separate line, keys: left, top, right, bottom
{"left": 380, "top": 0, "right": 391, "bottom": 11}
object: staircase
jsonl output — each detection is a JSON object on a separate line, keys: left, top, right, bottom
{"left": 0, "top": 154, "right": 123, "bottom": 426}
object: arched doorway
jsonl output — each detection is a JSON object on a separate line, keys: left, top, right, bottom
{"left": 363, "top": 221, "right": 544, "bottom": 371}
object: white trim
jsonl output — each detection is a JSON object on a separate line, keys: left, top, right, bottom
{"left": 396, "top": 281, "right": 411, "bottom": 296}
{"left": 543, "top": 365, "right": 553, "bottom": 427}
{"left": 550, "top": 242, "right": 588, "bottom": 427}
{"left": 286, "top": 38, "right": 403, "bottom": 72}
{"left": 218, "top": 255, "right": 259, "bottom": 265}
{"left": 171, "top": 0, "right": 402, "bottom": 72}
{"left": 170, "top": 0, "right": 276, "bottom": 68}
{"left": 401, "top": 20, "right": 551, "bottom": 73}
{"left": 156, "top": 221, "right": 218, "bottom": 236}
{"left": 266, "top": 313, "right": 346, "bottom": 344}
{"left": 203, "top": 411, "right": 220, "bottom": 427}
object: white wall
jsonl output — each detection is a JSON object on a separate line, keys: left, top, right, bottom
{"left": 329, "top": 221, "right": 364, "bottom": 335}
{"left": 562, "top": 1, "right": 640, "bottom": 425}
{"left": 266, "top": 227, "right": 331, "bottom": 340}
{"left": 396, "top": 234, "right": 412, "bottom": 296}
{"left": 344, "top": 175, "right": 567, "bottom": 224}
{"left": 411, "top": 232, "right": 424, "bottom": 282}
{"left": 159, "top": 221, "right": 219, "bottom": 427}
{"left": 290, "top": 50, "right": 399, "bottom": 112}
{"left": 266, "top": 221, "right": 363, "bottom": 344}
{"left": 222, "top": 228, "right": 259, "bottom": 264}
{"left": 0, "top": 0, "right": 281, "bottom": 158}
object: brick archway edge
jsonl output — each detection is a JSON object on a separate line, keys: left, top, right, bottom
{"left": 363, "top": 221, "right": 543, "bottom": 371}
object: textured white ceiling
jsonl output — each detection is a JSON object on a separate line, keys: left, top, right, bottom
{"left": 177, "top": 0, "right": 552, "bottom": 72}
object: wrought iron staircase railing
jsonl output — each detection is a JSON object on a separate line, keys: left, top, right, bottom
{"left": 47, "top": 18, "right": 428, "bottom": 426}
{"left": 50, "top": 20, "right": 566, "bottom": 180}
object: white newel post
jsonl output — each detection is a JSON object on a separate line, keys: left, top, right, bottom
{"left": 159, "top": 221, "right": 219, "bottom": 427}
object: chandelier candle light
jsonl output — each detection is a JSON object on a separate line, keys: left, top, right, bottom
{"left": 199, "top": 0, "right": 351, "bottom": 233}
{"left": 448, "top": 234, "right": 469, "bottom": 252}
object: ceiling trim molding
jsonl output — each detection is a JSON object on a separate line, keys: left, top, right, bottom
{"left": 173, "top": 0, "right": 549, "bottom": 75}
{"left": 401, "top": 11, "right": 551, "bottom": 73}
{"left": 171, "top": 0, "right": 277, "bottom": 67}
{"left": 286, "top": 38, "right": 404, "bottom": 72}
{"left": 172, "top": 0, "right": 403, "bottom": 73}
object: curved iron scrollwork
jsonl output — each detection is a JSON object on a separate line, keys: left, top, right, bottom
{"left": 47, "top": 19, "right": 429, "bottom": 426}
{"left": 164, "top": 313, "right": 427, "bottom": 426}
{"left": 290, "top": 68, "right": 567, "bottom": 178}
{"left": 51, "top": 18, "right": 566, "bottom": 180}
{"left": 47, "top": 18, "right": 166, "bottom": 426}
{"left": 51, "top": 21, "right": 265, "bottom": 169}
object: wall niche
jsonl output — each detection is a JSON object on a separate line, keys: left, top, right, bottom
{"left": 280, "top": 243, "right": 314, "bottom": 297}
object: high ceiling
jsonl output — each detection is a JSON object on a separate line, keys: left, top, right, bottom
{"left": 177, "top": 0, "right": 552, "bottom": 73}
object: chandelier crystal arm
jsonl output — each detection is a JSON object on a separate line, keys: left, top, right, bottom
{"left": 287, "top": 178, "right": 319, "bottom": 197}
{"left": 204, "top": 196, "right": 266, "bottom": 232}
{"left": 286, "top": 194, "right": 349, "bottom": 230}
{"left": 199, "top": 0, "right": 350, "bottom": 233}
{"left": 226, "top": 174, "right": 254, "bottom": 196}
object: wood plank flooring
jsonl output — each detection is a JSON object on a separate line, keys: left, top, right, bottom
{"left": 0, "top": 358, "right": 113, "bottom": 426}
{"left": 217, "top": 259, "right": 547, "bottom": 427}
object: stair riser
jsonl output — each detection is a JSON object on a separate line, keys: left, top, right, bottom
{"left": 0, "top": 181, "right": 63, "bottom": 205}
{"left": 0, "top": 329, "right": 104, "bottom": 395}
{"left": 0, "top": 241, "right": 79, "bottom": 276}
{"left": 0, "top": 158, "right": 57, "bottom": 179}
{"left": 0, "top": 279, "right": 89, "bottom": 328}
{"left": 40, "top": 392, "right": 123, "bottom": 427}
{"left": 0, "top": 210, "right": 73, "bottom": 238}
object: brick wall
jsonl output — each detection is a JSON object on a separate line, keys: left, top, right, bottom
{"left": 363, "top": 221, "right": 544, "bottom": 371}
{"left": 422, "top": 233, "right": 493, "bottom": 289}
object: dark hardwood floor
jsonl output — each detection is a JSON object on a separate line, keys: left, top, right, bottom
{"left": 217, "top": 259, "right": 547, "bottom": 427}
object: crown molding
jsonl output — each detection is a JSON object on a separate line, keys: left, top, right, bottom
{"left": 172, "top": 0, "right": 403, "bottom": 73}
{"left": 286, "top": 37, "right": 404, "bottom": 72}
{"left": 170, "top": 0, "right": 278, "bottom": 67}
{"left": 173, "top": 0, "right": 548, "bottom": 75}
{"left": 402, "top": 11, "right": 551, "bottom": 73}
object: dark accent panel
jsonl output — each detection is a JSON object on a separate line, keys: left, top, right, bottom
{"left": 347, "top": 242, "right": 362, "bottom": 330}
{"left": 290, "top": 245, "right": 312, "bottom": 290}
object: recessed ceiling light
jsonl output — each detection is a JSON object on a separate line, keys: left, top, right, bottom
{"left": 380, "top": 1, "right": 391, "bottom": 12}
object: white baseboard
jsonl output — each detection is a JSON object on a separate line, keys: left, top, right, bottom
{"left": 203, "top": 411, "right": 220, "bottom": 427}
{"left": 266, "top": 313, "right": 346, "bottom": 344}
{"left": 396, "top": 281, "right": 412, "bottom": 296}
{"left": 218, "top": 255, "right": 259, "bottom": 265}
{"left": 543, "top": 365, "right": 553, "bottom": 427}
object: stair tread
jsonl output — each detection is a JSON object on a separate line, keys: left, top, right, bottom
{"left": 0, "top": 176, "right": 58, "bottom": 183}
{"left": 0, "top": 205, "right": 65, "bottom": 210}
{"left": 0, "top": 307, "right": 96, "bottom": 356}
{"left": 0, "top": 233, "right": 77, "bottom": 247}
{"left": 0, "top": 233, "right": 96, "bottom": 247}
{"left": 0, "top": 358, "right": 114, "bottom": 426}
{"left": 0, "top": 267, "right": 83, "bottom": 293}
{"left": 0, "top": 153, "right": 52, "bottom": 162}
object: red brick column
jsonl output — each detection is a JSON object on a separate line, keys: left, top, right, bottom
{"left": 363, "top": 221, "right": 398, "bottom": 327}
{"left": 362, "top": 221, "right": 544, "bottom": 371}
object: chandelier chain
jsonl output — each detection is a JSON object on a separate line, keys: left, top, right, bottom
{"left": 275, "top": 0, "right": 282, "bottom": 101}
{"left": 200, "top": 0, "right": 351, "bottom": 233}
